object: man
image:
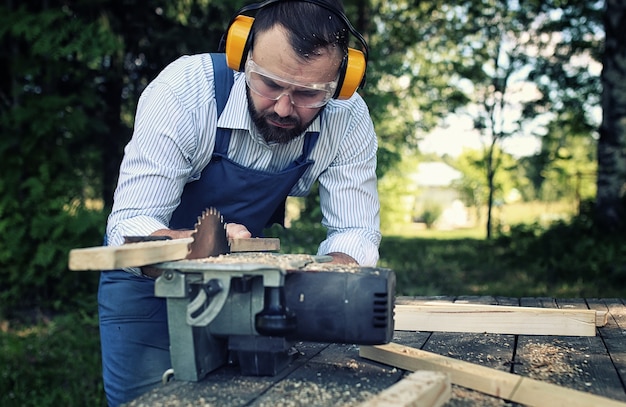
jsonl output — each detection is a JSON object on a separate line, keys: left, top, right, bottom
{"left": 98, "top": 0, "right": 380, "bottom": 405}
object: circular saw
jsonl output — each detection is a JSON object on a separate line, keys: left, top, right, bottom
{"left": 187, "top": 207, "right": 230, "bottom": 259}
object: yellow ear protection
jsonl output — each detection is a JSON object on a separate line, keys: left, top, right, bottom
{"left": 219, "top": 0, "right": 368, "bottom": 100}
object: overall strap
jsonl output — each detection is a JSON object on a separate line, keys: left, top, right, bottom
{"left": 210, "top": 53, "right": 234, "bottom": 117}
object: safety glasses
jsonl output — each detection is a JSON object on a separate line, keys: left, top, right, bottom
{"left": 244, "top": 57, "right": 338, "bottom": 108}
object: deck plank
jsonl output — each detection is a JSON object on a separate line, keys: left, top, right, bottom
{"left": 125, "top": 296, "right": 626, "bottom": 406}
{"left": 125, "top": 342, "right": 330, "bottom": 407}
{"left": 248, "top": 343, "right": 405, "bottom": 407}
{"left": 419, "top": 296, "right": 518, "bottom": 406}
{"left": 590, "top": 298, "right": 626, "bottom": 395}
{"left": 514, "top": 298, "right": 626, "bottom": 402}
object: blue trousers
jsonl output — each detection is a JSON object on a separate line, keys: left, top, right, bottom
{"left": 98, "top": 271, "right": 171, "bottom": 406}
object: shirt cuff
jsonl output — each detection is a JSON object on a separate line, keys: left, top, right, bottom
{"left": 107, "top": 215, "right": 169, "bottom": 247}
{"left": 317, "top": 230, "right": 380, "bottom": 267}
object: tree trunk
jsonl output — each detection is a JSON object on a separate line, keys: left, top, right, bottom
{"left": 596, "top": 0, "right": 626, "bottom": 231}
{"left": 486, "top": 144, "right": 495, "bottom": 239}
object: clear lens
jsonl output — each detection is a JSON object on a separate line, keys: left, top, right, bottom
{"left": 244, "top": 59, "right": 337, "bottom": 108}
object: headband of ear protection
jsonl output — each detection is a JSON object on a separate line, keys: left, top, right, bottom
{"left": 220, "top": 0, "right": 368, "bottom": 100}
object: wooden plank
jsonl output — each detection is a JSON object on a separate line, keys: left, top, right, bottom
{"left": 358, "top": 371, "right": 451, "bottom": 407}
{"left": 408, "top": 296, "right": 517, "bottom": 405}
{"left": 229, "top": 237, "right": 279, "bottom": 252}
{"left": 360, "top": 342, "right": 626, "bottom": 407}
{"left": 68, "top": 238, "right": 194, "bottom": 270}
{"left": 415, "top": 296, "right": 515, "bottom": 375}
{"left": 395, "top": 302, "right": 598, "bottom": 336}
{"left": 69, "top": 238, "right": 279, "bottom": 271}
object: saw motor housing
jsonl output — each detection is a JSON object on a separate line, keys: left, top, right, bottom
{"left": 154, "top": 255, "right": 395, "bottom": 381}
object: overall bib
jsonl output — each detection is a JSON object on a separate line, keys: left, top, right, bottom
{"left": 98, "top": 54, "right": 319, "bottom": 406}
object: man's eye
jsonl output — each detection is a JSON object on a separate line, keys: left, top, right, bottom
{"left": 294, "top": 89, "right": 322, "bottom": 99}
{"left": 261, "top": 78, "right": 284, "bottom": 91}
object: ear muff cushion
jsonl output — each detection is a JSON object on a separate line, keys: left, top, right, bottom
{"left": 225, "top": 15, "right": 254, "bottom": 71}
{"left": 336, "top": 48, "right": 366, "bottom": 100}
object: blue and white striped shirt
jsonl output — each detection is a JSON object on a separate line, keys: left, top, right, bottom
{"left": 107, "top": 53, "right": 381, "bottom": 266}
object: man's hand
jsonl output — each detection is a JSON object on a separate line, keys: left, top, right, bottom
{"left": 150, "top": 228, "right": 194, "bottom": 239}
{"left": 326, "top": 252, "right": 358, "bottom": 265}
{"left": 141, "top": 229, "right": 195, "bottom": 277}
{"left": 225, "top": 223, "right": 251, "bottom": 239}
{"left": 150, "top": 223, "right": 251, "bottom": 240}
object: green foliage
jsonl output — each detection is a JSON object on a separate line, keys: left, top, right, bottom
{"left": 0, "top": 0, "right": 243, "bottom": 313}
{"left": 0, "top": 305, "right": 105, "bottom": 407}
{"left": 494, "top": 202, "right": 626, "bottom": 296}
{"left": 377, "top": 151, "right": 421, "bottom": 233}
{"left": 265, "top": 222, "right": 327, "bottom": 254}
{"left": 380, "top": 201, "right": 626, "bottom": 299}
{"left": 379, "top": 236, "right": 502, "bottom": 296}
{"left": 420, "top": 202, "right": 442, "bottom": 229}
{"left": 452, "top": 147, "right": 519, "bottom": 206}
{"left": 0, "top": 3, "right": 114, "bottom": 313}
{"left": 0, "top": 205, "right": 106, "bottom": 313}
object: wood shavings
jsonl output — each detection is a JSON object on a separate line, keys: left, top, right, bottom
{"left": 176, "top": 253, "right": 365, "bottom": 273}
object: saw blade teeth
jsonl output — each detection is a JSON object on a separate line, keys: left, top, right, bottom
{"left": 187, "top": 206, "right": 229, "bottom": 259}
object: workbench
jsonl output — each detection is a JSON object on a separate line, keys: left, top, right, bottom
{"left": 124, "top": 296, "right": 626, "bottom": 406}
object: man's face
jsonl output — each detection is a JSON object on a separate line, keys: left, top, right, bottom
{"left": 246, "top": 25, "right": 342, "bottom": 144}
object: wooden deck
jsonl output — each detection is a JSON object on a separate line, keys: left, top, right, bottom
{"left": 126, "top": 296, "right": 626, "bottom": 406}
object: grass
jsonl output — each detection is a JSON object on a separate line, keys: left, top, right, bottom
{"left": 378, "top": 235, "right": 620, "bottom": 298}
{"left": 1, "top": 304, "right": 105, "bottom": 407}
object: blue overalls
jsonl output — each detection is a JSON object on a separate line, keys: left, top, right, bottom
{"left": 98, "top": 54, "right": 319, "bottom": 406}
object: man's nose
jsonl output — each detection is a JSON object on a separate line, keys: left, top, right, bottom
{"left": 274, "top": 93, "right": 294, "bottom": 117}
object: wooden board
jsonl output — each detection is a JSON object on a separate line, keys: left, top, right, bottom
{"left": 394, "top": 301, "right": 599, "bottom": 336}
{"left": 417, "top": 296, "right": 517, "bottom": 368}
{"left": 358, "top": 370, "right": 451, "bottom": 407}
{"left": 229, "top": 237, "right": 280, "bottom": 252}
{"left": 68, "top": 238, "right": 194, "bottom": 270}
{"left": 360, "top": 342, "right": 626, "bottom": 407}
{"left": 68, "top": 238, "right": 280, "bottom": 271}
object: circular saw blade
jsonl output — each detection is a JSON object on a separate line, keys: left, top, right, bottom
{"left": 187, "top": 207, "right": 230, "bottom": 259}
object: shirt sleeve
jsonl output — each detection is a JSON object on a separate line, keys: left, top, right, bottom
{"left": 106, "top": 57, "right": 217, "bottom": 251}
{"left": 316, "top": 97, "right": 381, "bottom": 266}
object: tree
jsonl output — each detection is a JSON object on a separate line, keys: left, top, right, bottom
{"left": 0, "top": 2, "right": 120, "bottom": 308}
{"left": 367, "top": 0, "right": 604, "bottom": 238}
{"left": 453, "top": 147, "right": 519, "bottom": 231}
{"left": 0, "top": 0, "right": 244, "bottom": 310}
{"left": 596, "top": 0, "right": 626, "bottom": 231}
{"left": 365, "top": 0, "right": 471, "bottom": 165}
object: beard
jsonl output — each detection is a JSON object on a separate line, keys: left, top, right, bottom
{"left": 246, "top": 90, "right": 321, "bottom": 144}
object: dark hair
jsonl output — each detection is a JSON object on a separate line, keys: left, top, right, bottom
{"left": 251, "top": 0, "right": 349, "bottom": 61}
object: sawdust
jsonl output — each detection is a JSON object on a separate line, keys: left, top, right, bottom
{"left": 251, "top": 378, "right": 378, "bottom": 407}
{"left": 523, "top": 342, "right": 576, "bottom": 377}
{"left": 518, "top": 339, "right": 594, "bottom": 390}
{"left": 176, "top": 253, "right": 365, "bottom": 273}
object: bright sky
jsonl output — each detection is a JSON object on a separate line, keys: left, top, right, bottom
{"left": 419, "top": 114, "right": 542, "bottom": 158}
